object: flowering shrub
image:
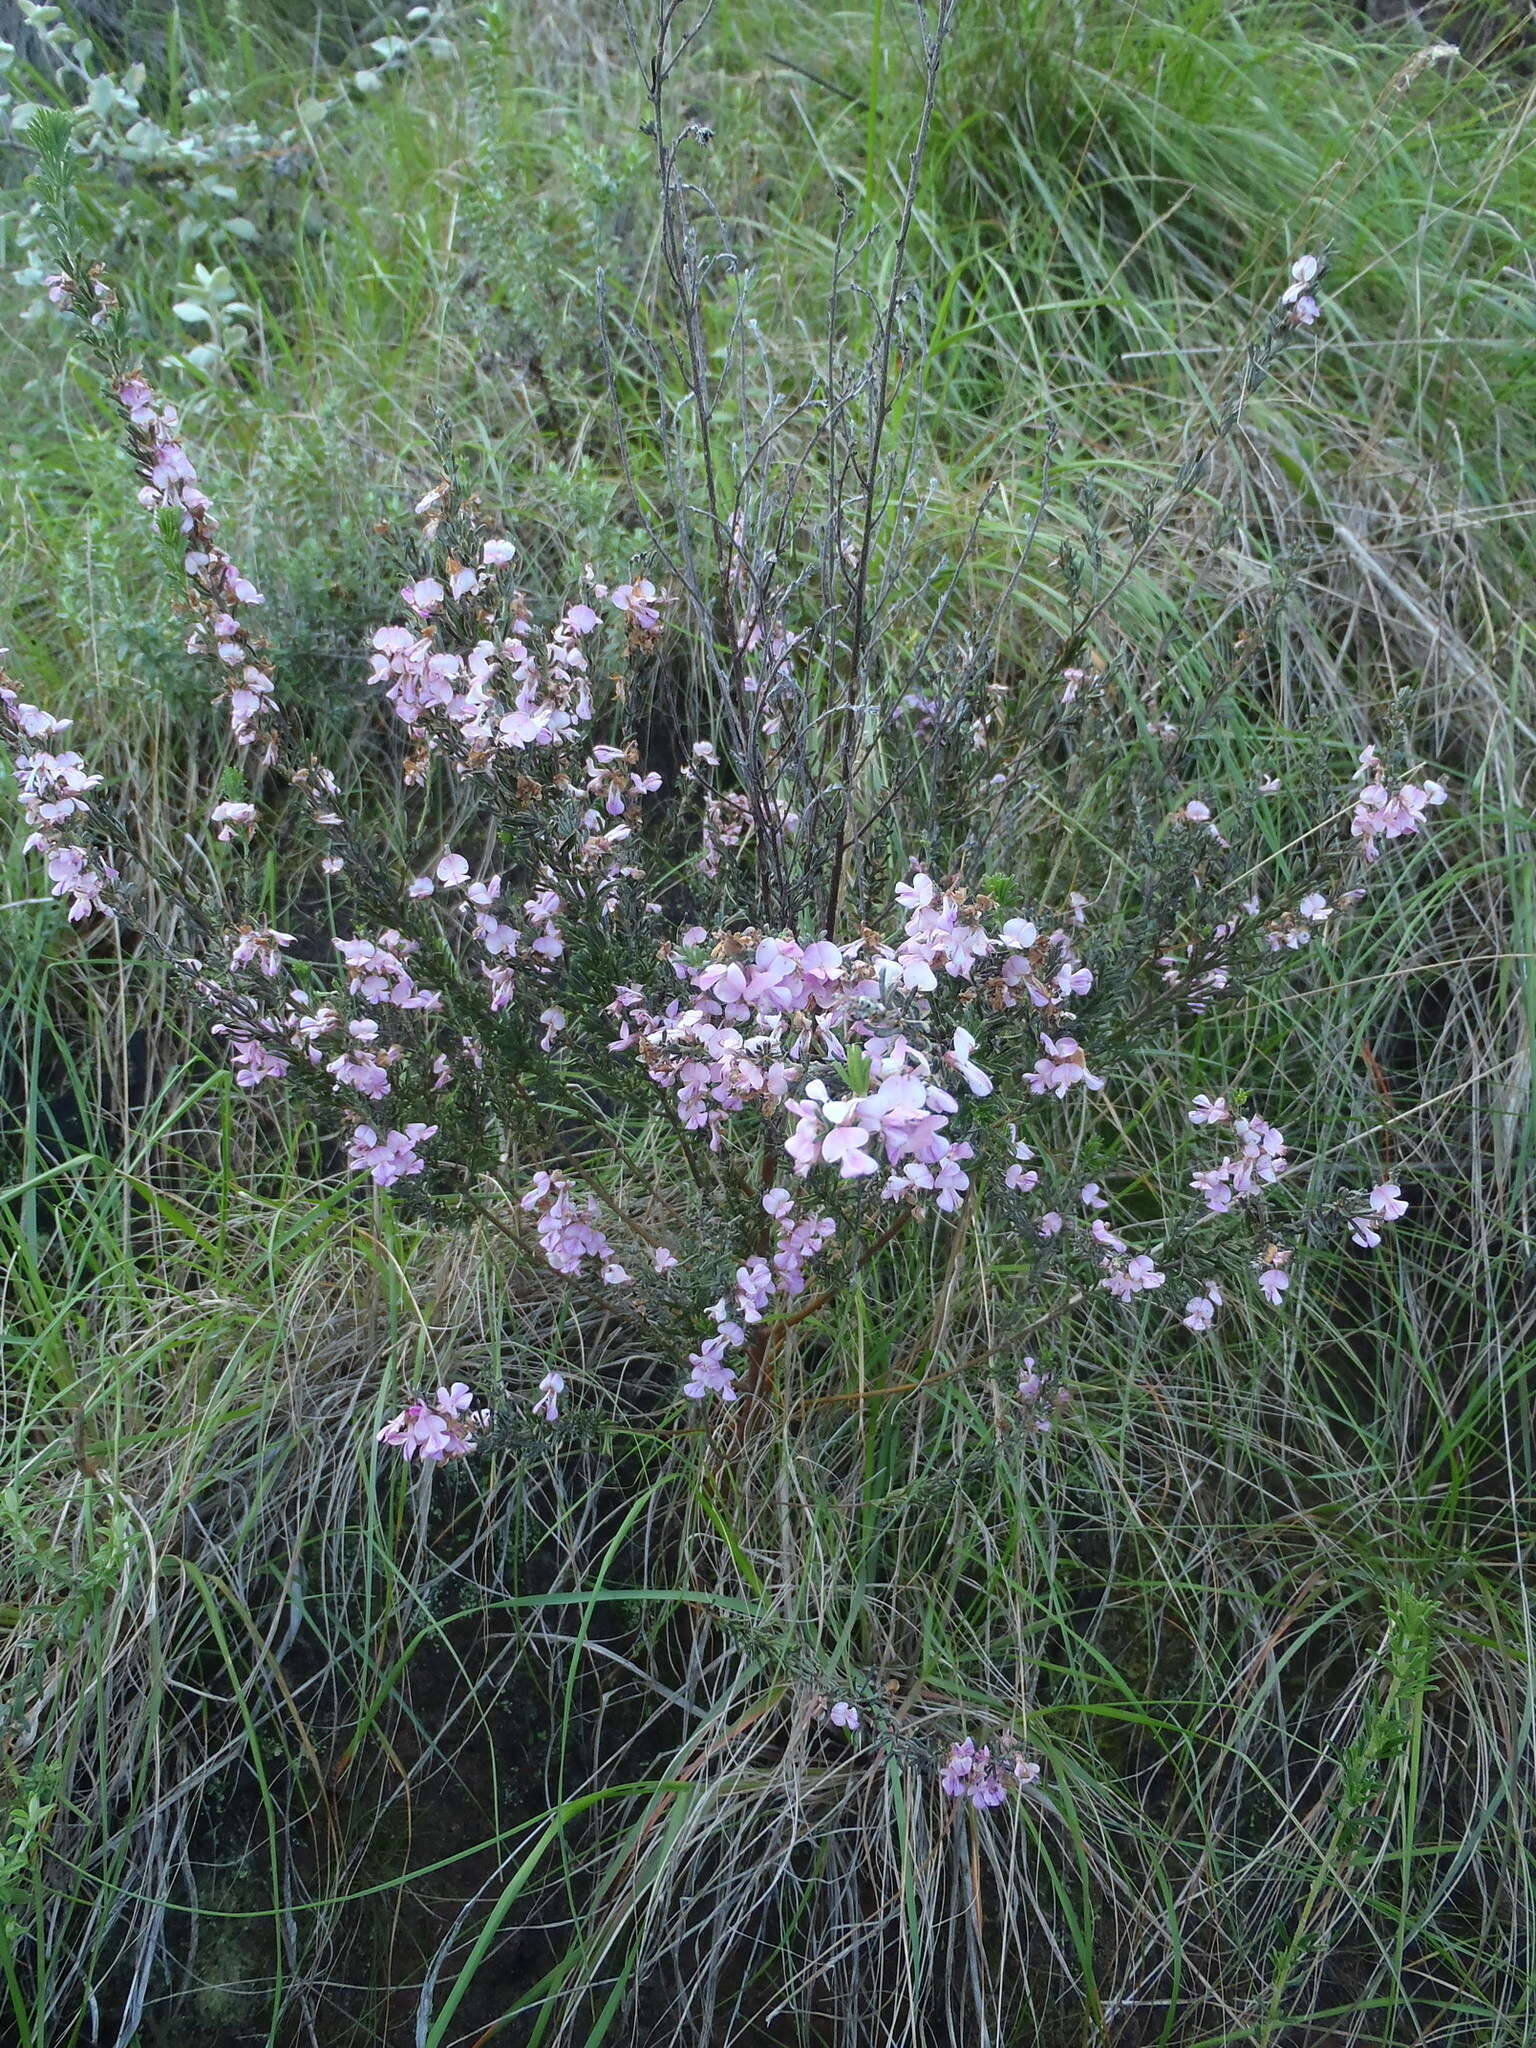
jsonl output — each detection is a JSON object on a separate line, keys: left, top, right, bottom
{"left": 3, "top": 112, "right": 1452, "bottom": 1818}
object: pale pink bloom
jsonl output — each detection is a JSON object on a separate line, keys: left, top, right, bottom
{"left": 436, "top": 852, "right": 470, "bottom": 888}
{"left": 1100, "top": 1253, "right": 1165, "bottom": 1300}
{"left": 210, "top": 799, "right": 257, "bottom": 841}
{"left": 1026, "top": 1034, "right": 1103, "bottom": 1099}
{"left": 609, "top": 580, "right": 664, "bottom": 632}
{"left": 821, "top": 1120, "right": 878, "bottom": 1178}
{"left": 321, "top": 855, "right": 345, "bottom": 875}
{"left": 41, "top": 844, "right": 116, "bottom": 921}
{"left": 948, "top": 1026, "right": 993, "bottom": 1098}
{"left": 941, "top": 1739, "right": 1007, "bottom": 1809}
{"left": 1298, "top": 892, "right": 1331, "bottom": 922}
{"left": 532, "top": 1370, "right": 565, "bottom": 1422}
{"left": 347, "top": 1122, "right": 437, "bottom": 1187}
{"left": 652, "top": 1246, "right": 680, "bottom": 1273}
{"left": 682, "top": 1335, "right": 740, "bottom": 1403}
{"left": 1182, "top": 1294, "right": 1217, "bottom": 1333}
{"left": 230, "top": 1039, "right": 290, "bottom": 1089}
{"left": 229, "top": 925, "right": 295, "bottom": 978}
{"left": 378, "top": 1381, "right": 488, "bottom": 1462}
{"left": 481, "top": 537, "right": 516, "bottom": 567}
{"left": 1013, "top": 1756, "right": 1042, "bottom": 1787}
{"left": 1256, "top": 1263, "right": 1290, "bottom": 1307}
{"left": 400, "top": 576, "right": 445, "bottom": 619}
{"left": 829, "top": 1701, "right": 860, "bottom": 1730}
{"left": 1349, "top": 1216, "right": 1382, "bottom": 1249}
{"left": 1188, "top": 1095, "right": 1230, "bottom": 1125}
{"left": 1079, "top": 1182, "right": 1107, "bottom": 1210}
{"left": 1369, "top": 1181, "right": 1408, "bottom": 1221}
{"left": 1036, "top": 1211, "right": 1064, "bottom": 1238}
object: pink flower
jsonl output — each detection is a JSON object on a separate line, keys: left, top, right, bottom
{"left": 400, "top": 576, "right": 445, "bottom": 619}
{"left": 229, "top": 1039, "right": 290, "bottom": 1090}
{"left": 947, "top": 1026, "right": 993, "bottom": 1098}
{"left": 378, "top": 1381, "right": 489, "bottom": 1462}
{"left": 820, "top": 1117, "right": 878, "bottom": 1179}
{"left": 347, "top": 1122, "right": 437, "bottom": 1187}
{"left": 1188, "top": 1094, "right": 1231, "bottom": 1126}
{"left": 210, "top": 799, "right": 257, "bottom": 841}
{"left": 1100, "top": 1253, "right": 1165, "bottom": 1300}
{"left": 1026, "top": 1034, "right": 1103, "bottom": 1099}
{"left": 1256, "top": 1258, "right": 1291, "bottom": 1307}
{"left": 940, "top": 1739, "right": 1008, "bottom": 1809}
{"left": 682, "top": 1335, "right": 740, "bottom": 1404}
{"left": 229, "top": 925, "right": 295, "bottom": 978}
{"left": 1369, "top": 1181, "right": 1408, "bottom": 1221}
{"left": 532, "top": 1370, "right": 565, "bottom": 1423}
{"left": 1280, "top": 255, "right": 1322, "bottom": 327}
{"left": 828, "top": 1701, "right": 860, "bottom": 1730}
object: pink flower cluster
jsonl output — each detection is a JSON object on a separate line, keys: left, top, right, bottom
{"left": 785, "top": 1049, "right": 976, "bottom": 1206}
{"left": 366, "top": 529, "right": 668, "bottom": 796}
{"left": 1, "top": 668, "right": 118, "bottom": 921}
{"left": 346, "top": 1122, "right": 437, "bottom": 1187}
{"left": 368, "top": 592, "right": 599, "bottom": 761}
{"left": 377, "top": 1381, "right": 490, "bottom": 1461}
{"left": 940, "top": 1737, "right": 1042, "bottom": 1809}
{"left": 1188, "top": 1103, "right": 1288, "bottom": 1215}
{"left": 519, "top": 1172, "right": 630, "bottom": 1286}
{"left": 114, "top": 374, "right": 279, "bottom": 759}
{"left": 681, "top": 1188, "right": 838, "bottom": 1404}
{"left": 1351, "top": 746, "right": 1447, "bottom": 861}
{"left": 613, "top": 882, "right": 1092, "bottom": 1195}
